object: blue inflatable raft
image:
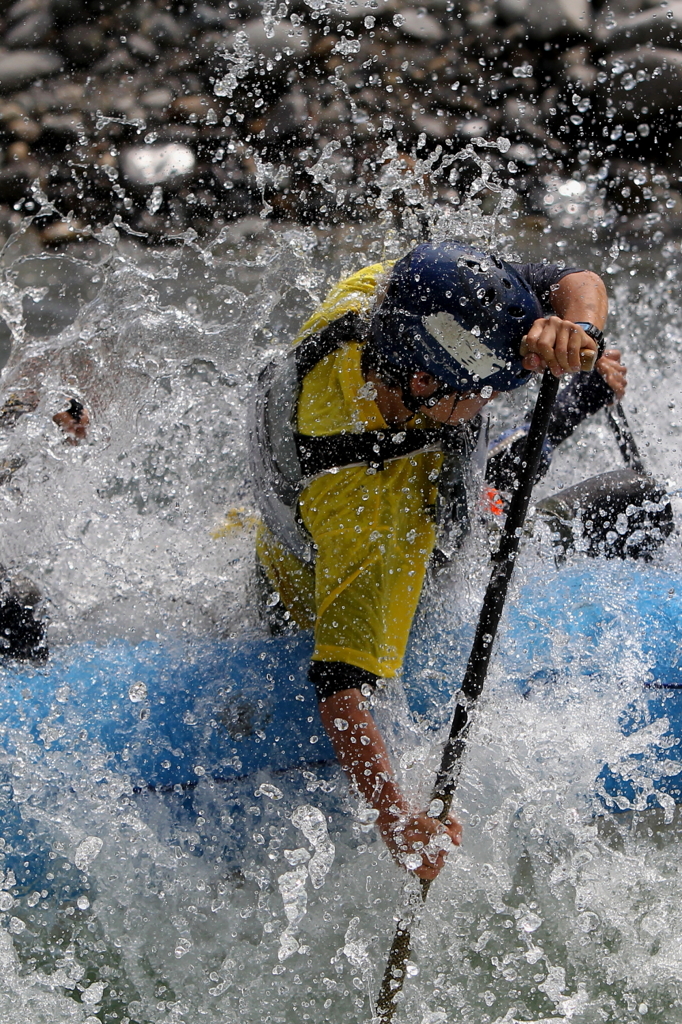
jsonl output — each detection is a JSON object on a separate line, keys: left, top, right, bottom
{"left": 0, "top": 563, "right": 680, "bottom": 896}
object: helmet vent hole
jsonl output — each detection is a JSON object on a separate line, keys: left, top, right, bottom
{"left": 502, "top": 278, "right": 512, "bottom": 288}
{"left": 507, "top": 305, "right": 526, "bottom": 318}
{"left": 478, "top": 288, "right": 496, "bottom": 306}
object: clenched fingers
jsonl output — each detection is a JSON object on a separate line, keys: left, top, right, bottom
{"left": 522, "top": 317, "right": 598, "bottom": 376}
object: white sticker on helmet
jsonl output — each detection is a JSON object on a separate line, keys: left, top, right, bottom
{"left": 422, "top": 312, "right": 506, "bottom": 378}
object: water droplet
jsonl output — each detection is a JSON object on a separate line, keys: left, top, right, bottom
{"left": 81, "top": 981, "right": 105, "bottom": 1004}
{"left": 174, "top": 938, "right": 192, "bottom": 958}
{"left": 74, "top": 836, "right": 103, "bottom": 871}
{"left": 255, "top": 782, "right": 284, "bottom": 800}
{"left": 128, "top": 681, "right": 147, "bottom": 703}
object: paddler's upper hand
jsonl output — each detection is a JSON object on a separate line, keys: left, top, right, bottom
{"left": 521, "top": 316, "right": 598, "bottom": 377}
{"left": 378, "top": 807, "right": 462, "bottom": 881}
{"left": 596, "top": 348, "right": 627, "bottom": 401}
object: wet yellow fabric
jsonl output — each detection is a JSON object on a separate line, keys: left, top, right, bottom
{"left": 255, "top": 524, "right": 316, "bottom": 632}
{"left": 292, "top": 261, "right": 393, "bottom": 346}
{"left": 258, "top": 262, "right": 444, "bottom": 679}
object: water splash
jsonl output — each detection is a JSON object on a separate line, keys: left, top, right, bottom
{"left": 0, "top": 179, "right": 679, "bottom": 1023}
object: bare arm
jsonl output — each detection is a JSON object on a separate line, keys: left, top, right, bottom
{"left": 318, "top": 686, "right": 461, "bottom": 880}
{"left": 550, "top": 270, "right": 608, "bottom": 329}
{"left": 521, "top": 270, "right": 625, "bottom": 398}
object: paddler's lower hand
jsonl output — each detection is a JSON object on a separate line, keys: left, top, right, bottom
{"left": 597, "top": 348, "right": 627, "bottom": 401}
{"left": 378, "top": 808, "right": 462, "bottom": 881}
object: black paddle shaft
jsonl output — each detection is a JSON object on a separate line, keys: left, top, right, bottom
{"left": 376, "top": 370, "right": 560, "bottom": 1023}
{"left": 607, "top": 402, "right": 645, "bottom": 475}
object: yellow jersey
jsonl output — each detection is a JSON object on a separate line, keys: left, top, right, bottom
{"left": 256, "top": 262, "right": 445, "bottom": 679}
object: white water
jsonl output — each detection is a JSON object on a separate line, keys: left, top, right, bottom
{"left": 0, "top": 174, "right": 681, "bottom": 1024}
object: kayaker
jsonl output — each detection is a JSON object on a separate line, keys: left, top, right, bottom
{"left": 250, "top": 241, "right": 623, "bottom": 880}
{"left": 0, "top": 394, "right": 89, "bottom": 662}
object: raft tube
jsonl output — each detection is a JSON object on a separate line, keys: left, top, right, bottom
{"left": 0, "top": 563, "right": 680, "bottom": 896}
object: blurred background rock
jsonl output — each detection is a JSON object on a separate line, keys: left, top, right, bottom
{"left": 0, "top": 0, "right": 681, "bottom": 246}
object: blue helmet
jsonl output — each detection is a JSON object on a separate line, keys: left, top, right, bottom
{"left": 369, "top": 241, "right": 542, "bottom": 393}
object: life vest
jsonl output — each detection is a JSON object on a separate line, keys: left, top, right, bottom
{"left": 247, "top": 311, "right": 487, "bottom": 565}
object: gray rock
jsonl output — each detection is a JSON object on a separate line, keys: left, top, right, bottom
{"left": 600, "top": 0, "right": 659, "bottom": 14}
{"left": 596, "top": 47, "right": 682, "bottom": 119}
{"left": 120, "top": 142, "right": 196, "bottom": 188}
{"left": 59, "top": 24, "right": 108, "bottom": 65}
{"left": 91, "top": 48, "right": 138, "bottom": 75}
{"left": 456, "top": 116, "right": 491, "bottom": 140}
{"left": 126, "top": 32, "right": 158, "bottom": 60}
{"left": 0, "top": 49, "right": 62, "bottom": 93}
{"left": 256, "top": 87, "right": 311, "bottom": 140}
{"left": 140, "top": 87, "right": 174, "bottom": 111}
{"left": 41, "top": 112, "right": 84, "bottom": 142}
{"left": 5, "top": 0, "right": 49, "bottom": 25}
{"left": 595, "top": 1, "right": 682, "bottom": 50}
{"left": 312, "top": 0, "right": 396, "bottom": 23}
{"left": 140, "top": 12, "right": 185, "bottom": 47}
{"left": 412, "top": 112, "right": 453, "bottom": 139}
{"left": 495, "top": 0, "right": 590, "bottom": 39}
{"left": 5, "top": 9, "right": 52, "bottom": 47}
{"left": 396, "top": 8, "right": 447, "bottom": 43}
{"left": 506, "top": 142, "right": 537, "bottom": 165}
{"left": 403, "top": 0, "right": 467, "bottom": 10}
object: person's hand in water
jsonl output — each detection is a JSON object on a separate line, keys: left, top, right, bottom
{"left": 378, "top": 807, "right": 462, "bottom": 881}
{"left": 53, "top": 399, "right": 89, "bottom": 443}
{"left": 319, "top": 688, "right": 462, "bottom": 881}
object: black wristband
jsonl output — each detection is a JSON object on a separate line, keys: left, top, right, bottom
{"left": 308, "top": 661, "right": 379, "bottom": 701}
{"left": 573, "top": 322, "right": 605, "bottom": 358}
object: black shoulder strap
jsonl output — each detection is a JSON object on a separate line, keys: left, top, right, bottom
{"left": 296, "top": 427, "right": 445, "bottom": 477}
{"left": 294, "top": 311, "right": 368, "bottom": 384}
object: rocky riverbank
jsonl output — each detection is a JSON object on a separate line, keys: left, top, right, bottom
{"left": 1, "top": 0, "right": 682, "bottom": 246}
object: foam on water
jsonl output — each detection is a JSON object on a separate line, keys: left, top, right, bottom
{"left": 0, "top": 168, "right": 681, "bottom": 1023}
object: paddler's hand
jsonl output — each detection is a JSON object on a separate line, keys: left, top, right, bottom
{"left": 378, "top": 807, "right": 462, "bottom": 881}
{"left": 53, "top": 399, "right": 89, "bottom": 443}
{"left": 596, "top": 348, "right": 627, "bottom": 401}
{"left": 521, "top": 316, "right": 598, "bottom": 376}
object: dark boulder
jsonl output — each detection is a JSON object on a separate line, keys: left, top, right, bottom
{"left": 0, "top": 49, "right": 63, "bottom": 92}
{"left": 58, "top": 24, "right": 108, "bottom": 66}
{"left": 4, "top": 8, "right": 53, "bottom": 47}
{"left": 595, "top": 1, "right": 682, "bottom": 50}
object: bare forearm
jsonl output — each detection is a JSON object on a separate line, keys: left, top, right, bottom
{"left": 550, "top": 271, "right": 608, "bottom": 329}
{"left": 317, "top": 682, "right": 462, "bottom": 879}
{"left": 318, "top": 688, "right": 407, "bottom": 821}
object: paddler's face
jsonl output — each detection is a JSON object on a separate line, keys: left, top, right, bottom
{"left": 410, "top": 372, "right": 499, "bottom": 425}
